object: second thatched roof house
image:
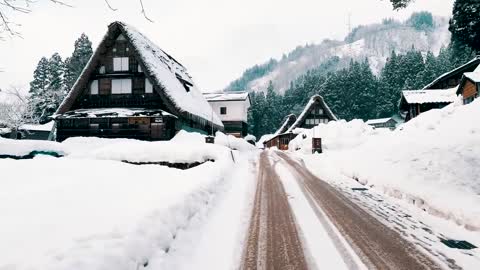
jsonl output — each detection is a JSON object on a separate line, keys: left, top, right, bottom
{"left": 54, "top": 21, "right": 223, "bottom": 141}
{"left": 264, "top": 95, "right": 337, "bottom": 150}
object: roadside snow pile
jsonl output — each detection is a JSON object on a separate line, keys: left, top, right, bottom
{"left": 289, "top": 119, "right": 389, "bottom": 153}
{"left": 257, "top": 134, "right": 274, "bottom": 148}
{"left": 0, "top": 130, "right": 255, "bottom": 163}
{"left": 215, "top": 131, "right": 257, "bottom": 152}
{"left": 0, "top": 131, "right": 257, "bottom": 269}
{"left": 297, "top": 99, "right": 480, "bottom": 230}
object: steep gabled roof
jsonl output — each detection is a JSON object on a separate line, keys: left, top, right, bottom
{"left": 56, "top": 21, "right": 223, "bottom": 129}
{"left": 286, "top": 95, "right": 337, "bottom": 133}
{"left": 203, "top": 91, "right": 250, "bottom": 102}
{"left": 273, "top": 114, "right": 296, "bottom": 136}
{"left": 423, "top": 56, "right": 480, "bottom": 90}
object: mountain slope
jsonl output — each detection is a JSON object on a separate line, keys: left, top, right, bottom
{"left": 227, "top": 15, "right": 451, "bottom": 94}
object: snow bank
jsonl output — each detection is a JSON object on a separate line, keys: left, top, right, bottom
{"left": 215, "top": 131, "right": 257, "bottom": 152}
{"left": 0, "top": 130, "right": 256, "bottom": 163}
{"left": 294, "top": 99, "right": 480, "bottom": 230}
{"left": 0, "top": 131, "right": 258, "bottom": 269}
{"left": 289, "top": 119, "right": 389, "bottom": 153}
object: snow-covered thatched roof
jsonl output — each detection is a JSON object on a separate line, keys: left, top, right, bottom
{"left": 56, "top": 21, "right": 223, "bottom": 129}
{"left": 286, "top": 95, "right": 337, "bottom": 133}
{"left": 203, "top": 92, "right": 250, "bottom": 102}
{"left": 273, "top": 114, "right": 296, "bottom": 136}
{"left": 402, "top": 88, "right": 457, "bottom": 104}
{"left": 423, "top": 56, "right": 480, "bottom": 90}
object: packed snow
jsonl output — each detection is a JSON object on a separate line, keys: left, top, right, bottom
{"left": 290, "top": 98, "right": 480, "bottom": 231}
{"left": 203, "top": 92, "right": 250, "bottom": 102}
{"left": 0, "top": 131, "right": 258, "bottom": 270}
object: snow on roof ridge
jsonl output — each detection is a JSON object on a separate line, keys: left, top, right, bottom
{"left": 273, "top": 114, "right": 297, "bottom": 136}
{"left": 203, "top": 91, "right": 250, "bottom": 101}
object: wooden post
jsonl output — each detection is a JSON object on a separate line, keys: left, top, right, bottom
{"left": 205, "top": 136, "right": 215, "bottom": 144}
{"left": 312, "top": 137, "right": 322, "bottom": 154}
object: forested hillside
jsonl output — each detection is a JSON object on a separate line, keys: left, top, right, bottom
{"left": 227, "top": 12, "right": 451, "bottom": 94}
{"left": 247, "top": 43, "right": 475, "bottom": 138}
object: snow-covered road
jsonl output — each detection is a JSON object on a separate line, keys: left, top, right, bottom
{"left": 241, "top": 149, "right": 447, "bottom": 269}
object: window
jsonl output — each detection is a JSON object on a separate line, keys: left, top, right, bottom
{"left": 90, "top": 80, "right": 99, "bottom": 95}
{"left": 220, "top": 107, "right": 227, "bottom": 115}
{"left": 111, "top": 79, "right": 132, "bottom": 94}
{"left": 99, "top": 66, "right": 106, "bottom": 74}
{"left": 464, "top": 96, "right": 475, "bottom": 105}
{"left": 145, "top": 78, "right": 153, "bottom": 93}
{"left": 113, "top": 57, "right": 129, "bottom": 71}
{"left": 138, "top": 64, "right": 143, "bottom": 73}
{"left": 318, "top": 108, "right": 324, "bottom": 115}
{"left": 314, "top": 118, "right": 320, "bottom": 125}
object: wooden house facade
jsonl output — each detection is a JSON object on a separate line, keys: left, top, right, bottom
{"left": 263, "top": 114, "right": 297, "bottom": 150}
{"left": 54, "top": 22, "right": 223, "bottom": 141}
{"left": 456, "top": 67, "right": 480, "bottom": 105}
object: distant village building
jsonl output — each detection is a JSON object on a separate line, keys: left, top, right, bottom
{"left": 54, "top": 22, "right": 223, "bottom": 142}
{"left": 263, "top": 114, "right": 297, "bottom": 150}
{"left": 399, "top": 88, "right": 457, "bottom": 122}
{"left": 264, "top": 95, "right": 337, "bottom": 150}
{"left": 365, "top": 117, "right": 398, "bottom": 130}
{"left": 203, "top": 92, "right": 250, "bottom": 137}
{"left": 456, "top": 65, "right": 480, "bottom": 105}
{"left": 400, "top": 56, "right": 480, "bottom": 122}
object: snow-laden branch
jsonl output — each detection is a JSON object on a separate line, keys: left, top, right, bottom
{"left": 0, "top": 86, "right": 39, "bottom": 133}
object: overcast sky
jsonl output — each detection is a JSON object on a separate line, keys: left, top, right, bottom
{"left": 0, "top": 0, "right": 454, "bottom": 94}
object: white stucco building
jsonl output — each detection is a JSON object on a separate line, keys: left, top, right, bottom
{"left": 203, "top": 92, "right": 251, "bottom": 137}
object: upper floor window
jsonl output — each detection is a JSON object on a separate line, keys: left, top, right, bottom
{"left": 99, "top": 65, "right": 106, "bottom": 74}
{"left": 220, "top": 107, "right": 227, "bottom": 115}
{"left": 90, "top": 80, "right": 99, "bottom": 95}
{"left": 145, "top": 78, "right": 153, "bottom": 93}
{"left": 113, "top": 57, "right": 129, "bottom": 71}
{"left": 111, "top": 79, "right": 132, "bottom": 94}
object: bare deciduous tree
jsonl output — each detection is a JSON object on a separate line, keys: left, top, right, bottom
{"left": 0, "top": 0, "right": 152, "bottom": 39}
{"left": 0, "top": 86, "right": 39, "bottom": 137}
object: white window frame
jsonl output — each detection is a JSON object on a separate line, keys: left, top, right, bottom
{"left": 90, "top": 80, "right": 99, "bottom": 95}
{"left": 145, "top": 78, "right": 153, "bottom": 93}
{"left": 111, "top": 79, "right": 132, "bottom": 94}
{"left": 113, "top": 57, "right": 129, "bottom": 71}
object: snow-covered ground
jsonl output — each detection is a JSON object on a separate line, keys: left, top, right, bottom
{"left": 0, "top": 131, "right": 258, "bottom": 270}
{"left": 289, "top": 98, "right": 480, "bottom": 231}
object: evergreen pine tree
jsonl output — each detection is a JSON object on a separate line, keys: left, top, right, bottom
{"left": 29, "top": 57, "right": 50, "bottom": 98}
{"left": 449, "top": 0, "right": 480, "bottom": 52}
{"left": 64, "top": 33, "right": 94, "bottom": 90}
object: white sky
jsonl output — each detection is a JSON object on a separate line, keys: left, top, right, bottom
{"left": 0, "top": 0, "right": 454, "bottom": 94}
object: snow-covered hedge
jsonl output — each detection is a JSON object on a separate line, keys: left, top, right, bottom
{"left": 294, "top": 99, "right": 480, "bottom": 230}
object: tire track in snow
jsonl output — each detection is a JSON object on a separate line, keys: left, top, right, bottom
{"left": 240, "top": 151, "right": 308, "bottom": 270}
{"left": 276, "top": 151, "right": 442, "bottom": 270}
